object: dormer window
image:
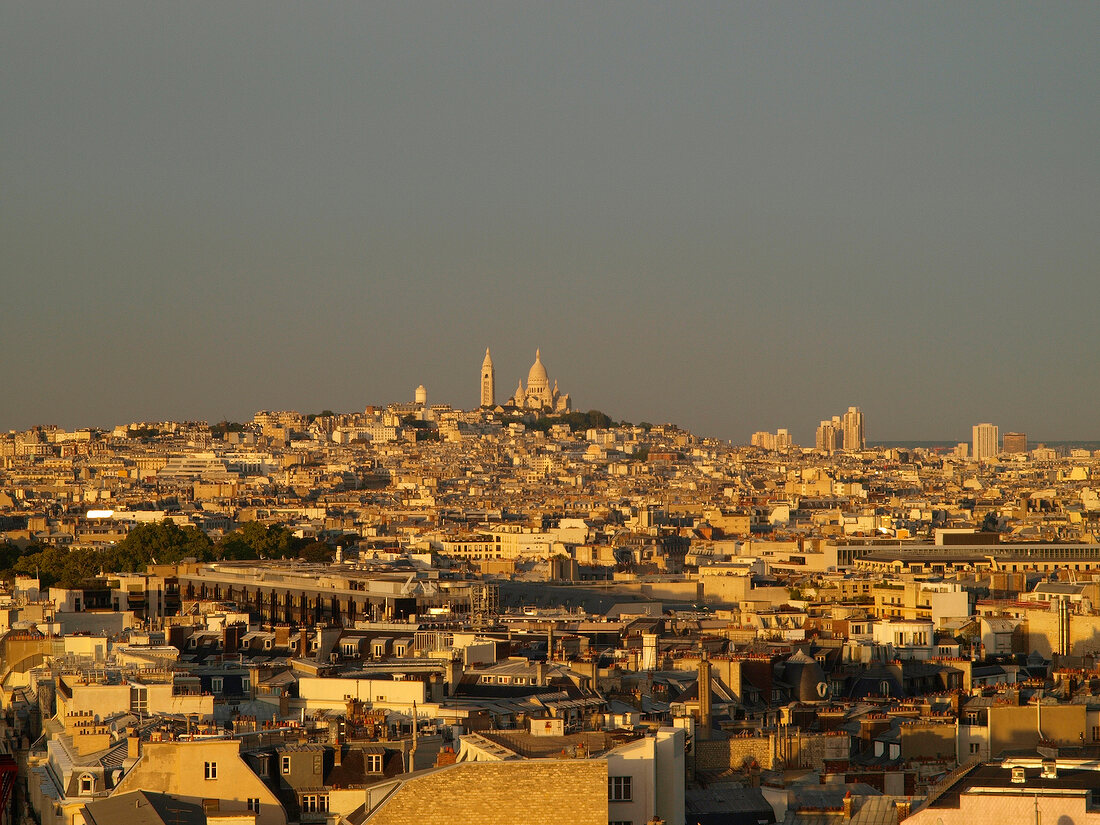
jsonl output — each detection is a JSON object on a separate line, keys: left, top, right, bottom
{"left": 80, "top": 774, "right": 95, "bottom": 794}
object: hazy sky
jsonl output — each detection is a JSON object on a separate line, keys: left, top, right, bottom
{"left": 3, "top": 3, "right": 1097, "bottom": 443}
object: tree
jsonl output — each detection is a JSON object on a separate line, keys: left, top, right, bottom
{"left": 299, "top": 540, "right": 335, "bottom": 563}
{"left": 12, "top": 545, "right": 103, "bottom": 589}
{"left": 113, "top": 520, "right": 214, "bottom": 570}
{"left": 0, "top": 541, "right": 25, "bottom": 576}
{"left": 214, "top": 532, "right": 258, "bottom": 560}
{"left": 221, "top": 522, "right": 303, "bottom": 560}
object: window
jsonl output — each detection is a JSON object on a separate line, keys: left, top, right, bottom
{"left": 211, "top": 677, "right": 223, "bottom": 694}
{"left": 313, "top": 753, "right": 322, "bottom": 774}
{"left": 610, "top": 821, "right": 633, "bottom": 825}
{"left": 247, "top": 799, "right": 261, "bottom": 813}
{"left": 204, "top": 762, "right": 217, "bottom": 780}
{"left": 301, "top": 795, "right": 329, "bottom": 813}
{"left": 80, "top": 775, "right": 94, "bottom": 794}
{"left": 130, "top": 686, "right": 148, "bottom": 715}
{"left": 366, "top": 754, "right": 383, "bottom": 773}
{"left": 282, "top": 756, "right": 291, "bottom": 774}
{"left": 608, "top": 776, "right": 632, "bottom": 802}
{"left": 257, "top": 758, "right": 268, "bottom": 777}
{"left": 969, "top": 743, "right": 980, "bottom": 754}
{"left": 242, "top": 677, "right": 250, "bottom": 693}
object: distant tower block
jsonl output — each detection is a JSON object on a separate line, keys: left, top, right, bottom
{"left": 480, "top": 348, "right": 495, "bottom": 407}
{"left": 415, "top": 385, "right": 427, "bottom": 406}
{"left": 842, "top": 406, "right": 865, "bottom": 451}
{"left": 972, "top": 422, "right": 999, "bottom": 462}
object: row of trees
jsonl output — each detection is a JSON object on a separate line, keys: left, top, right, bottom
{"left": 509, "top": 409, "right": 618, "bottom": 434}
{"left": 0, "top": 520, "right": 336, "bottom": 589}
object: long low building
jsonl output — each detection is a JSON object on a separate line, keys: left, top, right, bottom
{"left": 176, "top": 562, "right": 479, "bottom": 626}
{"left": 852, "top": 543, "right": 1100, "bottom": 575}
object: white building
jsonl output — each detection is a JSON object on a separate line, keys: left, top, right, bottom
{"left": 872, "top": 618, "right": 935, "bottom": 660}
{"left": 972, "top": 422, "right": 1000, "bottom": 462}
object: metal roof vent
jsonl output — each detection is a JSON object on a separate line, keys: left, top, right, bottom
{"left": 1011, "top": 766, "right": 1027, "bottom": 784}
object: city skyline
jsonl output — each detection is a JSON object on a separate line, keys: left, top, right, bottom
{"left": 3, "top": 3, "right": 1098, "bottom": 442}
{"left": 4, "top": 5, "right": 1100, "bottom": 822}
{"left": 1, "top": 349, "right": 1084, "bottom": 450}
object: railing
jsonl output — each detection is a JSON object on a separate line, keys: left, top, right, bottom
{"left": 920, "top": 758, "right": 980, "bottom": 809}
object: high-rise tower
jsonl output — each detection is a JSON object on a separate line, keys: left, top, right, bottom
{"left": 972, "top": 422, "right": 999, "bottom": 462}
{"left": 842, "top": 406, "right": 865, "bottom": 451}
{"left": 480, "top": 348, "right": 495, "bottom": 407}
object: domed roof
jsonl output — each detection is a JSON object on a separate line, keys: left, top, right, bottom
{"left": 527, "top": 349, "right": 548, "bottom": 387}
{"left": 780, "top": 649, "right": 830, "bottom": 702}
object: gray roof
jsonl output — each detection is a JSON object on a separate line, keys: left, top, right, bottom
{"left": 83, "top": 790, "right": 206, "bottom": 825}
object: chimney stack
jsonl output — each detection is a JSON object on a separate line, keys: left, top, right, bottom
{"left": 127, "top": 729, "right": 141, "bottom": 759}
{"left": 842, "top": 790, "right": 853, "bottom": 819}
{"left": 697, "top": 647, "right": 712, "bottom": 741}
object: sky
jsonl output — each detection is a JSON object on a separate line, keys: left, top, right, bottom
{"left": 2, "top": 2, "right": 1097, "bottom": 444}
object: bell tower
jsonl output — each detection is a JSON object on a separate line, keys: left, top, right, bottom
{"left": 480, "top": 348, "right": 495, "bottom": 407}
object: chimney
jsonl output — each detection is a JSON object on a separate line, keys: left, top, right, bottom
{"left": 127, "top": 729, "right": 141, "bottom": 759}
{"left": 697, "top": 648, "right": 712, "bottom": 741}
{"left": 435, "top": 746, "right": 457, "bottom": 767}
{"left": 842, "top": 790, "right": 853, "bottom": 819}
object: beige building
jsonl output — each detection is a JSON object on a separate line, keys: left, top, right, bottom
{"left": 112, "top": 738, "right": 286, "bottom": 825}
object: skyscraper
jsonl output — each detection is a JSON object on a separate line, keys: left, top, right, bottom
{"left": 842, "top": 406, "right": 865, "bottom": 451}
{"left": 972, "top": 423, "right": 999, "bottom": 462}
{"left": 1002, "top": 432, "right": 1027, "bottom": 454}
{"left": 480, "top": 348, "right": 495, "bottom": 408}
{"left": 816, "top": 419, "right": 840, "bottom": 453}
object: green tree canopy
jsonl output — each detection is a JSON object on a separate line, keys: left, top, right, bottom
{"left": 298, "top": 540, "right": 335, "bottom": 563}
{"left": 12, "top": 545, "right": 104, "bottom": 589}
{"left": 216, "top": 521, "right": 303, "bottom": 560}
{"left": 113, "top": 520, "right": 215, "bottom": 569}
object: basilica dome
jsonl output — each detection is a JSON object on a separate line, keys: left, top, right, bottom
{"left": 526, "top": 349, "right": 549, "bottom": 391}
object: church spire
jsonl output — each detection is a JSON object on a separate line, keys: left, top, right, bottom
{"left": 480, "top": 347, "right": 496, "bottom": 408}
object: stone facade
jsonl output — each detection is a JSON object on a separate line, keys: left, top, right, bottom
{"left": 695, "top": 731, "right": 849, "bottom": 773}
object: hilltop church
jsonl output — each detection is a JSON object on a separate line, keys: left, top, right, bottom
{"left": 480, "top": 348, "right": 571, "bottom": 414}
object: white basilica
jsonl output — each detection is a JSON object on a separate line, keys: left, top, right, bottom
{"left": 481, "top": 348, "right": 571, "bottom": 413}
{"left": 512, "top": 349, "right": 571, "bottom": 412}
